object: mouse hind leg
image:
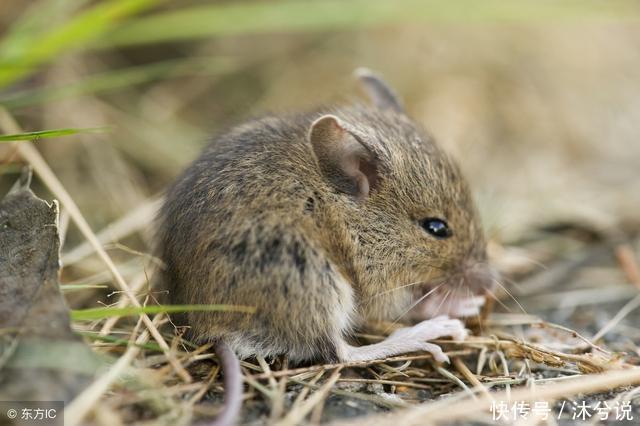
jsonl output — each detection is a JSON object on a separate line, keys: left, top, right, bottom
{"left": 208, "top": 231, "right": 358, "bottom": 364}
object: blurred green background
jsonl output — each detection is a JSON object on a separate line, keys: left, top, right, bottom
{"left": 1, "top": 0, "right": 640, "bottom": 278}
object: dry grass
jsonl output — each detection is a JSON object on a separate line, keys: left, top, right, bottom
{"left": 3, "top": 123, "right": 639, "bottom": 422}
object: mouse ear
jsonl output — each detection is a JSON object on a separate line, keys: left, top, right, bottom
{"left": 309, "top": 114, "right": 379, "bottom": 200}
{"left": 355, "top": 68, "right": 404, "bottom": 113}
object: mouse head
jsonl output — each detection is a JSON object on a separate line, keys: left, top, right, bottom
{"left": 309, "top": 69, "right": 496, "bottom": 320}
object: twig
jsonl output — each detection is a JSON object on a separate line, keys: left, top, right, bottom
{"left": 62, "top": 197, "right": 162, "bottom": 265}
{"left": 431, "top": 360, "right": 476, "bottom": 400}
{"left": 452, "top": 357, "right": 493, "bottom": 400}
{"left": 496, "top": 350, "right": 511, "bottom": 400}
{"left": 535, "top": 321, "right": 611, "bottom": 354}
{"left": 257, "top": 355, "right": 278, "bottom": 390}
{"left": 243, "top": 370, "right": 274, "bottom": 399}
{"left": 310, "top": 396, "right": 325, "bottom": 425}
{"left": 65, "top": 315, "right": 159, "bottom": 425}
{"left": 592, "top": 294, "right": 640, "bottom": 342}
{"left": 592, "top": 244, "right": 640, "bottom": 341}
{"left": 277, "top": 368, "right": 342, "bottom": 426}
{"left": 335, "top": 367, "right": 640, "bottom": 426}
{"left": 248, "top": 350, "right": 473, "bottom": 380}
{"left": 256, "top": 355, "right": 284, "bottom": 422}
{"left": 336, "top": 378, "right": 433, "bottom": 390}
{"left": 99, "top": 272, "right": 150, "bottom": 336}
{"left": 290, "top": 371, "right": 325, "bottom": 414}
{"left": 615, "top": 244, "right": 640, "bottom": 289}
{"left": 453, "top": 335, "right": 623, "bottom": 373}
{"left": 288, "top": 377, "right": 408, "bottom": 409}
{"left": 187, "top": 364, "right": 221, "bottom": 404}
{"left": 271, "top": 365, "right": 289, "bottom": 422}
{"left": 476, "top": 346, "right": 488, "bottom": 375}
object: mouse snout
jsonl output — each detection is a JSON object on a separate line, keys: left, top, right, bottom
{"left": 410, "top": 260, "right": 498, "bottom": 320}
{"left": 462, "top": 260, "right": 498, "bottom": 295}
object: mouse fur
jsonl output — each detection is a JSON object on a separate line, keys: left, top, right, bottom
{"left": 157, "top": 74, "right": 494, "bottom": 365}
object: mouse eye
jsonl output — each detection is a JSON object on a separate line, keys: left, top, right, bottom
{"left": 420, "top": 218, "right": 452, "bottom": 239}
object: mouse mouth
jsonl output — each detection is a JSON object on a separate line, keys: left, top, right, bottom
{"left": 410, "top": 285, "right": 486, "bottom": 319}
{"left": 409, "top": 262, "right": 498, "bottom": 319}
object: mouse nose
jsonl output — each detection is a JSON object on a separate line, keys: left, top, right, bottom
{"left": 463, "top": 261, "right": 498, "bottom": 295}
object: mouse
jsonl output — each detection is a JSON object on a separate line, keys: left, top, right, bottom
{"left": 156, "top": 68, "right": 496, "bottom": 425}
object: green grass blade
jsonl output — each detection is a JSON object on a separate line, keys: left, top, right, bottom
{"left": 0, "top": 0, "right": 164, "bottom": 89}
{"left": 0, "top": 127, "right": 108, "bottom": 143}
{"left": 0, "top": 0, "right": 89, "bottom": 59}
{"left": 97, "top": 0, "right": 640, "bottom": 49}
{"left": 71, "top": 304, "right": 256, "bottom": 321}
{"left": 0, "top": 56, "right": 235, "bottom": 110}
{"left": 98, "top": 0, "right": 398, "bottom": 47}
{"left": 77, "top": 331, "right": 163, "bottom": 351}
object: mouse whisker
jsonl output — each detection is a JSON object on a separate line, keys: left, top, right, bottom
{"left": 384, "top": 282, "right": 447, "bottom": 332}
{"left": 364, "top": 279, "right": 426, "bottom": 301}
{"left": 364, "top": 272, "right": 453, "bottom": 304}
{"left": 493, "top": 274, "right": 526, "bottom": 293}
{"left": 493, "top": 251, "right": 549, "bottom": 270}
{"left": 431, "top": 288, "right": 452, "bottom": 318}
{"left": 491, "top": 278, "right": 527, "bottom": 314}
{"left": 484, "top": 287, "right": 512, "bottom": 312}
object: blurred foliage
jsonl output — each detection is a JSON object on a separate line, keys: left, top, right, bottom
{"left": 0, "top": 0, "right": 639, "bottom": 274}
{"left": 97, "top": 0, "right": 639, "bottom": 47}
{"left": 0, "top": 56, "right": 235, "bottom": 109}
{"left": 1, "top": 0, "right": 638, "bottom": 89}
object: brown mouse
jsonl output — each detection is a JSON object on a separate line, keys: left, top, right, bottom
{"left": 156, "top": 69, "right": 496, "bottom": 425}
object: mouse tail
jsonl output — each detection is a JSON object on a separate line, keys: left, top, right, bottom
{"left": 207, "top": 341, "right": 243, "bottom": 426}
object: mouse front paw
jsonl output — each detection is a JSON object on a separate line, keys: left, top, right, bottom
{"left": 390, "top": 316, "right": 468, "bottom": 344}
{"left": 387, "top": 316, "right": 467, "bottom": 363}
{"left": 339, "top": 316, "right": 468, "bottom": 363}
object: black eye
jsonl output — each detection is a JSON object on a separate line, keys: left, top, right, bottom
{"left": 420, "top": 218, "right": 452, "bottom": 239}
